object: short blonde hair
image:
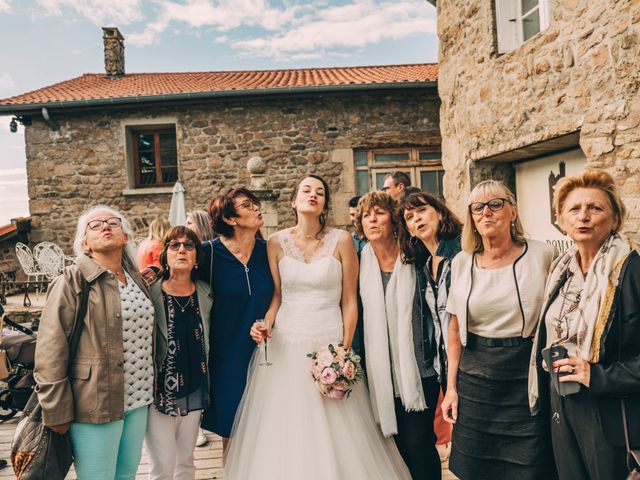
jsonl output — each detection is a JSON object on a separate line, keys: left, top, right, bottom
{"left": 553, "top": 169, "right": 626, "bottom": 231}
{"left": 461, "top": 180, "right": 527, "bottom": 253}
{"left": 354, "top": 191, "right": 399, "bottom": 240}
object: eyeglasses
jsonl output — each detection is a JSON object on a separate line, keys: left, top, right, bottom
{"left": 167, "top": 241, "right": 196, "bottom": 251}
{"left": 87, "top": 217, "right": 122, "bottom": 231}
{"left": 234, "top": 200, "right": 260, "bottom": 211}
{"left": 469, "top": 198, "right": 509, "bottom": 215}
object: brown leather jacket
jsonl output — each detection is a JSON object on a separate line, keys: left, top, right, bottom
{"left": 34, "top": 254, "right": 152, "bottom": 426}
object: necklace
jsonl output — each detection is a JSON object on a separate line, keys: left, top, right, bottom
{"left": 554, "top": 270, "right": 581, "bottom": 340}
{"left": 172, "top": 294, "right": 192, "bottom": 313}
{"left": 477, "top": 244, "right": 515, "bottom": 269}
{"left": 225, "top": 238, "right": 255, "bottom": 260}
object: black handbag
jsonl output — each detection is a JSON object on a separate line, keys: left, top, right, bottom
{"left": 623, "top": 399, "right": 640, "bottom": 480}
{"left": 11, "top": 278, "right": 92, "bottom": 480}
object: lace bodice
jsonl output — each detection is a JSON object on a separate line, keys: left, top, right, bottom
{"left": 278, "top": 228, "right": 342, "bottom": 264}
{"left": 274, "top": 228, "right": 344, "bottom": 342}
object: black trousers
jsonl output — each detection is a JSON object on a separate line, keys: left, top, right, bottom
{"left": 550, "top": 381, "right": 627, "bottom": 480}
{"left": 393, "top": 375, "right": 441, "bottom": 480}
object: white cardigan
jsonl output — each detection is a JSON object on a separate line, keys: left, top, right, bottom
{"left": 446, "top": 240, "right": 555, "bottom": 344}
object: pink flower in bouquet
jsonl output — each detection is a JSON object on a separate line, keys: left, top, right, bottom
{"left": 317, "top": 349, "right": 335, "bottom": 368}
{"left": 333, "top": 380, "right": 349, "bottom": 391}
{"left": 334, "top": 346, "right": 346, "bottom": 362}
{"left": 343, "top": 360, "right": 356, "bottom": 381}
{"left": 326, "top": 388, "right": 346, "bottom": 400}
{"left": 310, "top": 361, "right": 324, "bottom": 378}
{"left": 320, "top": 367, "right": 338, "bottom": 385}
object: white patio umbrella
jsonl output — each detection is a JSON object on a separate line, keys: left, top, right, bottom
{"left": 168, "top": 180, "right": 186, "bottom": 226}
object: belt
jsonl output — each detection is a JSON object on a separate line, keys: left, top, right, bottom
{"left": 467, "top": 332, "right": 532, "bottom": 347}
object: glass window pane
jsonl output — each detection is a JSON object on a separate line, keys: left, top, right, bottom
{"left": 523, "top": 9, "right": 541, "bottom": 41}
{"left": 138, "top": 133, "right": 154, "bottom": 152}
{"left": 521, "top": 0, "right": 538, "bottom": 15}
{"left": 138, "top": 151, "right": 156, "bottom": 185}
{"left": 419, "top": 151, "right": 441, "bottom": 161}
{"left": 162, "top": 166, "right": 178, "bottom": 184}
{"left": 356, "top": 170, "right": 370, "bottom": 196}
{"left": 437, "top": 170, "right": 445, "bottom": 197}
{"left": 355, "top": 150, "right": 368, "bottom": 166}
{"left": 374, "top": 153, "right": 410, "bottom": 163}
{"left": 159, "top": 133, "right": 177, "bottom": 160}
{"left": 421, "top": 171, "right": 438, "bottom": 195}
{"left": 376, "top": 173, "right": 387, "bottom": 190}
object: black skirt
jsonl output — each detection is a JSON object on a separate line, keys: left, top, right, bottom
{"left": 449, "top": 334, "right": 554, "bottom": 480}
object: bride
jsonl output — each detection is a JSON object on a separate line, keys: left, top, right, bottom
{"left": 223, "top": 175, "right": 411, "bottom": 479}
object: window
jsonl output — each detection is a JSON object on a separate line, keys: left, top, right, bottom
{"left": 496, "top": 0, "right": 550, "bottom": 54}
{"left": 130, "top": 127, "right": 178, "bottom": 188}
{"left": 354, "top": 148, "right": 445, "bottom": 197}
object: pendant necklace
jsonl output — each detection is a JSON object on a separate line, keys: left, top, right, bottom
{"left": 173, "top": 295, "right": 192, "bottom": 313}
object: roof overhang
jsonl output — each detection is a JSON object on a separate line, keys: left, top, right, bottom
{"left": 0, "top": 80, "right": 437, "bottom": 116}
{"left": 479, "top": 131, "right": 581, "bottom": 163}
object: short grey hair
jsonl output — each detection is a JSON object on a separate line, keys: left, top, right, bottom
{"left": 73, "top": 205, "right": 137, "bottom": 269}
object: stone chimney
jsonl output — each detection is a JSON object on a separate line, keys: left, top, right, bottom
{"left": 102, "top": 27, "right": 125, "bottom": 77}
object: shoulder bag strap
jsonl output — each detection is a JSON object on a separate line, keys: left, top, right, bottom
{"left": 67, "top": 279, "right": 92, "bottom": 372}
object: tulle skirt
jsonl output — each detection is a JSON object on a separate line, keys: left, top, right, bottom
{"left": 224, "top": 329, "right": 411, "bottom": 480}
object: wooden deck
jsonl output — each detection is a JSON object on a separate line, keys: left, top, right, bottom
{"left": 0, "top": 418, "right": 455, "bottom": 479}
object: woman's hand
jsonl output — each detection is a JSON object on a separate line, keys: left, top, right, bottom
{"left": 250, "top": 320, "right": 270, "bottom": 345}
{"left": 140, "top": 266, "right": 161, "bottom": 285}
{"left": 441, "top": 388, "right": 458, "bottom": 424}
{"left": 49, "top": 422, "right": 70, "bottom": 434}
{"left": 554, "top": 356, "right": 591, "bottom": 387}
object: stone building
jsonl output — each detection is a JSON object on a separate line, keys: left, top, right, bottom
{"left": 433, "top": 0, "right": 640, "bottom": 247}
{"left": 0, "top": 28, "right": 441, "bottom": 252}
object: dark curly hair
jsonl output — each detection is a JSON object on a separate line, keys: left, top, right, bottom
{"left": 399, "top": 192, "right": 462, "bottom": 265}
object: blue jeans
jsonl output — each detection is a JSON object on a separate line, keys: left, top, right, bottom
{"left": 69, "top": 405, "right": 148, "bottom": 480}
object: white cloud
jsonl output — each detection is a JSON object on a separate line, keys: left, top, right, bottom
{"left": 128, "top": 0, "right": 304, "bottom": 46}
{"left": 35, "top": 0, "right": 145, "bottom": 25}
{"left": 233, "top": 1, "right": 436, "bottom": 60}
{"left": 28, "top": 0, "right": 436, "bottom": 60}
{"left": 0, "top": 0, "right": 10, "bottom": 13}
{"left": 0, "top": 73, "right": 16, "bottom": 90}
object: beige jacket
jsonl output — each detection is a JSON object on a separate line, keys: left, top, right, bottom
{"left": 34, "top": 254, "right": 151, "bottom": 426}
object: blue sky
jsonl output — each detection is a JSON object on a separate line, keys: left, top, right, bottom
{"left": 0, "top": 0, "right": 438, "bottom": 225}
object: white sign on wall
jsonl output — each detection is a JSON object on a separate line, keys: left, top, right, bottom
{"left": 515, "top": 149, "right": 587, "bottom": 253}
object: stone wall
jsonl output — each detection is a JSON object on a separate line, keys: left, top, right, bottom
{"left": 437, "top": 0, "right": 640, "bottom": 240}
{"left": 24, "top": 90, "right": 440, "bottom": 250}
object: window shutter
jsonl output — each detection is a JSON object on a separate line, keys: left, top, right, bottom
{"left": 539, "top": 0, "right": 551, "bottom": 31}
{"left": 495, "top": 0, "right": 518, "bottom": 54}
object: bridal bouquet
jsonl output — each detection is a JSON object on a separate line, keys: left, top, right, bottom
{"left": 307, "top": 344, "right": 363, "bottom": 399}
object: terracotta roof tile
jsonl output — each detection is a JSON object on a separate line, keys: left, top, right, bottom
{"left": 0, "top": 63, "right": 437, "bottom": 107}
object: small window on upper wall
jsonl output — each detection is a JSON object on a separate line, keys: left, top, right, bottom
{"left": 130, "top": 127, "right": 178, "bottom": 188}
{"left": 496, "top": 0, "right": 550, "bottom": 54}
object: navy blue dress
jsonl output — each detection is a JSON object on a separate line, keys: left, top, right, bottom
{"left": 200, "top": 237, "right": 274, "bottom": 437}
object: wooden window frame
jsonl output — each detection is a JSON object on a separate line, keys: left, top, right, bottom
{"left": 354, "top": 147, "right": 444, "bottom": 196}
{"left": 130, "top": 127, "right": 178, "bottom": 188}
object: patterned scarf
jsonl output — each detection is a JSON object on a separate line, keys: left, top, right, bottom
{"left": 156, "top": 292, "right": 208, "bottom": 416}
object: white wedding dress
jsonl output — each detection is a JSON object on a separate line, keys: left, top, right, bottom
{"left": 224, "top": 228, "right": 410, "bottom": 479}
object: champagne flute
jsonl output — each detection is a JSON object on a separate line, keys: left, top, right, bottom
{"left": 256, "top": 319, "right": 272, "bottom": 366}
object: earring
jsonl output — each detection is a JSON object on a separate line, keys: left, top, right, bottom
{"left": 194, "top": 264, "right": 198, "bottom": 270}
{"left": 410, "top": 236, "right": 418, "bottom": 246}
